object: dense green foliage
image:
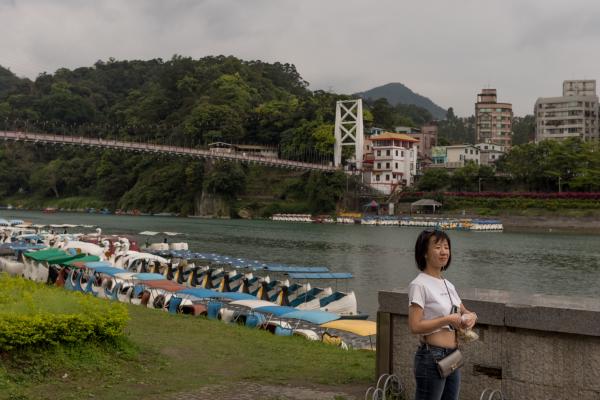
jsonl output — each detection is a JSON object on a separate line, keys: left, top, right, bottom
{"left": 497, "top": 138, "right": 600, "bottom": 191}
{"left": 0, "top": 56, "right": 361, "bottom": 214}
{"left": 0, "top": 275, "right": 128, "bottom": 350}
{"left": 437, "top": 108, "right": 476, "bottom": 144}
{"left": 415, "top": 138, "right": 599, "bottom": 194}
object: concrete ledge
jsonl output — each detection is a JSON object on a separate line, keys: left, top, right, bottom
{"left": 379, "top": 288, "right": 600, "bottom": 399}
{"left": 379, "top": 288, "right": 600, "bottom": 337}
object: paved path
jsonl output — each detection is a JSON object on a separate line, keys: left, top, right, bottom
{"left": 165, "top": 383, "right": 361, "bottom": 400}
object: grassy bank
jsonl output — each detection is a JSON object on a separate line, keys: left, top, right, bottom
{"left": 0, "top": 302, "right": 375, "bottom": 400}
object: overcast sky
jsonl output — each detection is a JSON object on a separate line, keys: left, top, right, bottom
{"left": 1, "top": 0, "right": 599, "bottom": 116}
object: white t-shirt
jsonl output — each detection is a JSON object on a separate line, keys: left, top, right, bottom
{"left": 408, "top": 272, "right": 462, "bottom": 334}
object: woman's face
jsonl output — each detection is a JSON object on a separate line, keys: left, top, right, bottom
{"left": 425, "top": 236, "right": 450, "bottom": 270}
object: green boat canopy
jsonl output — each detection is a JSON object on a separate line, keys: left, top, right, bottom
{"left": 46, "top": 252, "right": 88, "bottom": 265}
{"left": 63, "top": 255, "right": 101, "bottom": 266}
{"left": 24, "top": 248, "right": 64, "bottom": 261}
{"left": 24, "top": 248, "right": 90, "bottom": 265}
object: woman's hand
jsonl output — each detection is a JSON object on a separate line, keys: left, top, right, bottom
{"left": 461, "top": 312, "right": 477, "bottom": 329}
{"left": 446, "top": 313, "right": 462, "bottom": 330}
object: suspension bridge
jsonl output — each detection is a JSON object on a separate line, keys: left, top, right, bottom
{"left": 0, "top": 130, "right": 338, "bottom": 172}
{"left": 1, "top": 99, "right": 366, "bottom": 175}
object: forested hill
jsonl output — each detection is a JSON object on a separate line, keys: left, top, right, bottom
{"left": 0, "top": 56, "right": 434, "bottom": 216}
{"left": 355, "top": 82, "right": 447, "bottom": 120}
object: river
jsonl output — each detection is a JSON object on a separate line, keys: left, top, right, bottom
{"left": 2, "top": 210, "right": 600, "bottom": 318}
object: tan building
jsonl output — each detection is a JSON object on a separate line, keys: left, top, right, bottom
{"left": 534, "top": 80, "right": 599, "bottom": 142}
{"left": 475, "top": 89, "right": 513, "bottom": 148}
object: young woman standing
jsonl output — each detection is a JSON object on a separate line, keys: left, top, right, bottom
{"left": 408, "top": 230, "right": 477, "bottom": 400}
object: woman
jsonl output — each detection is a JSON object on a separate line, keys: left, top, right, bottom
{"left": 408, "top": 229, "right": 477, "bottom": 400}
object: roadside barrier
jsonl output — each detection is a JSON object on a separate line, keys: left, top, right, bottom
{"left": 480, "top": 388, "right": 505, "bottom": 399}
{"left": 364, "top": 373, "right": 404, "bottom": 400}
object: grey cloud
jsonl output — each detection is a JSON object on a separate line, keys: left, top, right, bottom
{"left": 0, "top": 0, "right": 598, "bottom": 116}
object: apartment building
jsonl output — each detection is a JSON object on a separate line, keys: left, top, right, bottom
{"left": 475, "top": 89, "right": 513, "bottom": 148}
{"left": 431, "top": 145, "right": 480, "bottom": 169}
{"left": 534, "top": 80, "right": 599, "bottom": 142}
{"left": 369, "top": 132, "right": 418, "bottom": 194}
{"left": 474, "top": 143, "right": 505, "bottom": 166}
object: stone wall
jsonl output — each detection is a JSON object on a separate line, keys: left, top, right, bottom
{"left": 376, "top": 288, "right": 600, "bottom": 400}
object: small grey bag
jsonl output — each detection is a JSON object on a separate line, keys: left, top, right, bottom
{"left": 436, "top": 348, "right": 464, "bottom": 378}
{"left": 435, "top": 278, "right": 465, "bottom": 378}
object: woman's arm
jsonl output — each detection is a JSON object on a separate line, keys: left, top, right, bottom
{"left": 408, "top": 304, "right": 462, "bottom": 334}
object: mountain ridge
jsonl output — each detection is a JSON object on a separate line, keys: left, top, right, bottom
{"left": 355, "top": 82, "right": 447, "bottom": 120}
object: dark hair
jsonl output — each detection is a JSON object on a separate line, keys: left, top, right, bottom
{"left": 414, "top": 229, "right": 452, "bottom": 271}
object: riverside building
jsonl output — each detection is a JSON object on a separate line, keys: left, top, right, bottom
{"left": 534, "top": 80, "right": 599, "bottom": 142}
{"left": 431, "top": 145, "right": 480, "bottom": 169}
{"left": 368, "top": 132, "right": 418, "bottom": 194}
{"left": 475, "top": 89, "right": 513, "bottom": 148}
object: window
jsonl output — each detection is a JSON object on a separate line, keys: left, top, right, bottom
{"left": 401, "top": 151, "right": 404, "bottom": 157}
{"left": 465, "top": 149, "right": 468, "bottom": 154}
{"left": 377, "top": 163, "right": 381, "bottom": 169}
{"left": 377, "top": 150, "right": 381, "bottom": 156}
{"left": 386, "top": 162, "right": 390, "bottom": 169}
{"left": 395, "top": 162, "right": 398, "bottom": 169}
{"left": 386, "top": 150, "right": 391, "bottom": 156}
{"left": 395, "top": 150, "right": 398, "bottom": 156}
{"left": 376, "top": 175, "right": 380, "bottom": 182}
{"left": 385, "top": 174, "right": 390, "bottom": 181}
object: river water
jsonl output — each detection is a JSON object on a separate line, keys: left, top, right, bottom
{"left": 2, "top": 210, "right": 600, "bottom": 318}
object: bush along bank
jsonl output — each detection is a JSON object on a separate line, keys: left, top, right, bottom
{"left": 395, "top": 191, "right": 600, "bottom": 212}
{"left": 0, "top": 275, "right": 129, "bottom": 350}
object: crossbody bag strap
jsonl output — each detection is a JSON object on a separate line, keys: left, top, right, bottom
{"left": 442, "top": 278, "right": 460, "bottom": 348}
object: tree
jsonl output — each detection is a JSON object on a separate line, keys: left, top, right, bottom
{"left": 416, "top": 168, "right": 450, "bottom": 191}
{"left": 203, "top": 161, "right": 246, "bottom": 200}
{"left": 512, "top": 115, "right": 535, "bottom": 145}
{"left": 305, "top": 171, "right": 346, "bottom": 213}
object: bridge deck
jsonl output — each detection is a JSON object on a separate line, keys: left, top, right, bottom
{"left": 0, "top": 131, "right": 338, "bottom": 172}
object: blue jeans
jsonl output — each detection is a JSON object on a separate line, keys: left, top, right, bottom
{"left": 414, "top": 344, "right": 461, "bottom": 400}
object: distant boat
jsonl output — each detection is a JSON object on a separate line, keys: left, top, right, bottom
{"left": 43, "top": 207, "right": 58, "bottom": 213}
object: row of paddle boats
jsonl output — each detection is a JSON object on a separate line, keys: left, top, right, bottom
{"left": 0, "top": 228, "right": 375, "bottom": 349}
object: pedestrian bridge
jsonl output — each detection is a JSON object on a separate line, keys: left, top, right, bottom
{"left": 0, "top": 130, "right": 337, "bottom": 172}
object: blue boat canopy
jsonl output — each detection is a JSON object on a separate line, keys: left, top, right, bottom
{"left": 288, "top": 272, "right": 353, "bottom": 280}
{"left": 146, "top": 249, "right": 330, "bottom": 273}
{"left": 132, "top": 273, "right": 165, "bottom": 281}
{"left": 282, "top": 310, "right": 340, "bottom": 325}
{"left": 254, "top": 305, "right": 297, "bottom": 316}
{"left": 177, "top": 288, "right": 255, "bottom": 301}
{"left": 84, "top": 261, "right": 114, "bottom": 269}
{"left": 8, "top": 243, "right": 46, "bottom": 251}
{"left": 88, "top": 266, "right": 126, "bottom": 276}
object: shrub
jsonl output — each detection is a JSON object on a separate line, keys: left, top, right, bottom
{"left": 0, "top": 275, "right": 129, "bottom": 351}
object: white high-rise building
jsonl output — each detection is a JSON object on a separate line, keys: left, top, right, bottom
{"left": 535, "top": 80, "right": 599, "bottom": 142}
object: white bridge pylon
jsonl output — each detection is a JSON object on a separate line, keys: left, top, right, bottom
{"left": 334, "top": 99, "right": 364, "bottom": 169}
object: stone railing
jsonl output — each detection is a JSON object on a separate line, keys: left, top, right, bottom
{"left": 376, "top": 288, "right": 600, "bottom": 400}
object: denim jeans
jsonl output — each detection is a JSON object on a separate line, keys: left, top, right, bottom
{"left": 414, "top": 344, "right": 461, "bottom": 400}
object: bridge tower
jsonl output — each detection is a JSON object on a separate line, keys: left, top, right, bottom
{"left": 334, "top": 99, "right": 364, "bottom": 169}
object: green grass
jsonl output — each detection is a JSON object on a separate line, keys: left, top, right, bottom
{"left": 0, "top": 302, "right": 375, "bottom": 400}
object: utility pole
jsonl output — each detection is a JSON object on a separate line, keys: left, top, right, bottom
{"left": 558, "top": 176, "right": 562, "bottom": 193}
